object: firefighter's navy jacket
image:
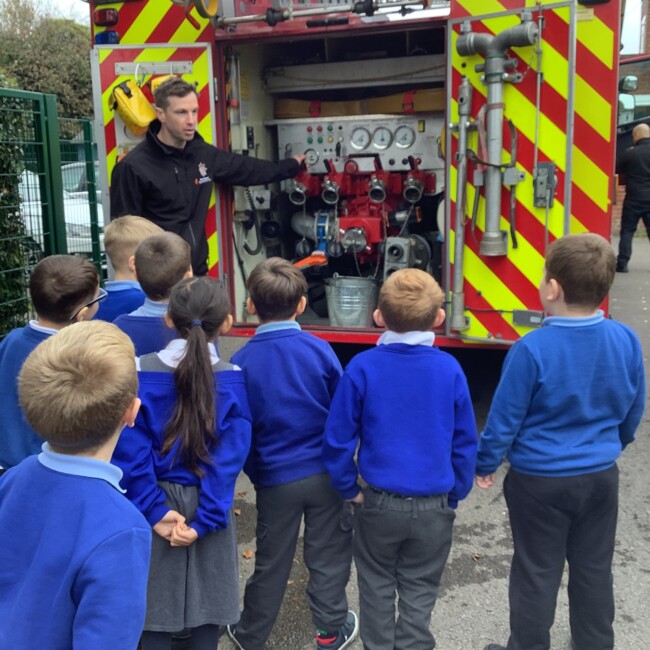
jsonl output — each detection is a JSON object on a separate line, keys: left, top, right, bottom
{"left": 110, "top": 120, "right": 300, "bottom": 275}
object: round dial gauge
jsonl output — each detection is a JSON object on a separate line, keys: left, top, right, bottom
{"left": 394, "top": 125, "right": 415, "bottom": 149}
{"left": 372, "top": 126, "right": 393, "bottom": 150}
{"left": 350, "top": 127, "right": 371, "bottom": 151}
{"left": 304, "top": 148, "right": 319, "bottom": 166}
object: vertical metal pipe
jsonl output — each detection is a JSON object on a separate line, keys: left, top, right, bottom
{"left": 456, "top": 21, "right": 538, "bottom": 257}
{"left": 563, "top": 2, "right": 577, "bottom": 236}
{"left": 481, "top": 57, "right": 507, "bottom": 255}
{"left": 451, "top": 76, "right": 472, "bottom": 330}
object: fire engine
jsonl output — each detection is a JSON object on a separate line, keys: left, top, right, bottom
{"left": 88, "top": 0, "right": 620, "bottom": 348}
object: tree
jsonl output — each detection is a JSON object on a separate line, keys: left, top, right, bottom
{"left": 0, "top": 0, "right": 93, "bottom": 120}
{"left": 0, "top": 72, "right": 31, "bottom": 336}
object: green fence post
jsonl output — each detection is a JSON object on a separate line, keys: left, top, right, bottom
{"left": 82, "top": 120, "right": 103, "bottom": 276}
{"left": 42, "top": 93, "right": 67, "bottom": 254}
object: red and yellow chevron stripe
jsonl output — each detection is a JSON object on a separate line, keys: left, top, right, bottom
{"left": 96, "top": 3, "right": 221, "bottom": 276}
{"left": 448, "top": 0, "right": 619, "bottom": 343}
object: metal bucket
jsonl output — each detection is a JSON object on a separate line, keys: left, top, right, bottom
{"left": 325, "top": 275, "right": 378, "bottom": 328}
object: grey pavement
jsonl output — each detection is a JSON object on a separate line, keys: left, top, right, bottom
{"left": 219, "top": 236, "right": 650, "bottom": 650}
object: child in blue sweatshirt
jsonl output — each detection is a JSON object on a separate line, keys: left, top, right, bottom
{"left": 478, "top": 234, "right": 646, "bottom": 650}
{"left": 113, "top": 231, "right": 192, "bottom": 355}
{"left": 95, "top": 215, "right": 162, "bottom": 322}
{"left": 0, "top": 254, "right": 103, "bottom": 470}
{"left": 228, "top": 257, "right": 357, "bottom": 650}
{"left": 323, "top": 268, "right": 478, "bottom": 650}
{"left": 112, "top": 276, "right": 252, "bottom": 650}
{"left": 0, "top": 320, "right": 151, "bottom": 649}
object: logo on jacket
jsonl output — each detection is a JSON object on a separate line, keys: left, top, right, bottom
{"left": 195, "top": 162, "right": 211, "bottom": 185}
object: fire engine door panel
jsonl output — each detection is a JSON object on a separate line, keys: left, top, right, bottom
{"left": 90, "top": 43, "right": 223, "bottom": 277}
{"left": 446, "top": 0, "right": 618, "bottom": 344}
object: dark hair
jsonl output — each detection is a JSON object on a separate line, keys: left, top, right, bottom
{"left": 247, "top": 257, "right": 307, "bottom": 321}
{"left": 162, "top": 277, "right": 232, "bottom": 476}
{"left": 153, "top": 77, "right": 198, "bottom": 110}
{"left": 134, "top": 232, "right": 191, "bottom": 300}
{"left": 544, "top": 233, "right": 615, "bottom": 308}
{"left": 30, "top": 255, "right": 99, "bottom": 324}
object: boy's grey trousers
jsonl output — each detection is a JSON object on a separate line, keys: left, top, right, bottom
{"left": 353, "top": 486, "right": 455, "bottom": 650}
{"left": 234, "top": 472, "right": 353, "bottom": 650}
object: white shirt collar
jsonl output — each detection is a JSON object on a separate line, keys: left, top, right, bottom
{"left": 377, "top": 330, "right": 436, "bottom": 346}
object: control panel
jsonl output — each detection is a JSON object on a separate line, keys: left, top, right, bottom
{"left": 268, "top": 114, "right": 445, "bottom": 181}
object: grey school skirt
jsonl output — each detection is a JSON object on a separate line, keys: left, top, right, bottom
{"left": 144, "top": 481, "right": 240, "bottom": 632}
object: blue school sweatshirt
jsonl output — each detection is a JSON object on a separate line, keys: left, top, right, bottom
{"left": 0, "top": 447, "right": 151, "bottom": 649}
{"left": 95, "top": 280, "right": 145, "bottom": 322}
{"left": 476, "top": 312, "right": 646, "bottom": 477}
{"left": 230, "top": 323, "right": 343, "bottom": 487}
{"left": 0, "top": 325, "right": 52, "bottom": 468}
{"left": 112, "top": 368, "right": 252, "bottom": 537}
{"left": 112, "top": 313, "right": 175, "bottom": 356}
{"left": 323, "top": 341, "right": 478, "bottom": 507}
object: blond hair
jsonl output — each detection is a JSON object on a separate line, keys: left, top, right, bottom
{"left": 18, "top": 321, "right": 138, "bottom": 453}
{"left": 104, "top": 216, "right": 163, "bottom": 272}
{"left": 544, "top": 233, "right": 615, "bottom": 309}
{"left": 379, "top": 268, "right": 444, "bottom": 332}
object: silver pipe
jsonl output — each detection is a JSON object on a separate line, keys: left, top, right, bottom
{"left": 322, "top": 178, "right": 340, "bottom": 205}
{"left": 451, "top": 76, "right": 471, "bottom": 331}
{"left": 403, "top": 175, "right": 424, "bottom": 203}
{"left": 288, "top": 180, "right": 307, "bottom": 206}
{"left": 563, "top": 2, "right": 577, "bottom": 236}
{"left": 369, "top": 176, "right": 386, "bottom": 203}
{"left": 216, "top": 0, "right": 426, "bottom": 27}
{"left": 456, "top": 20, "right": 538, "bottom": 257}
{"left": 290, "top": 212, "right": 316, "bottom": 239}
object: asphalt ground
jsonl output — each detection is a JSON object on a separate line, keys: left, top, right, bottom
{"left": 217, "top": 236, "right": 650, "bottom": 650}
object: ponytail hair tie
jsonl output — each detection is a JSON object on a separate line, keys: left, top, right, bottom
{"left": 191, "top": 319, "right": 202, "bottom": 327}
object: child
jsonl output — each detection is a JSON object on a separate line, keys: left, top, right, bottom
{"left": 477, "top": 233, "right": 646, "bottom": 650}
{"left": 228, "top": 257, "right": 357, "bottom": 650}
{"left": 0, "top": 254, "right": 103, "bottom": 470}
{"left": 112, "top": 276, "right": 252, "bottom": 650}
{"left": 95, "top": 215, "right": 163, "bottom": 322}
{"left": 113, "top": 231, "right": 192, "bottom": 355}
{"left": 0, "top": 320, "right": 152, "bottom": 648}
{"left": 323, "top": 268, "right": 478, "bottom": 650}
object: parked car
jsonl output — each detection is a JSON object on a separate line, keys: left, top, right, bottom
{"left": 18, "top": 169, "right": 104, "bottom": 262}
{"left": 61, "top": 161, "right": 102, "bottom": 202}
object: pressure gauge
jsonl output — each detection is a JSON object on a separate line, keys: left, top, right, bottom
{"left": 372, "top": 126, "right": 392, "bottom": 150}
{"left": 394, "top": 125, "right": 415, "bottom": 149}
{"left": 350, "top": 127, "right": 371, "bottom": 151}
{"left": 304, "top": 148, "right": 319, "bottom": 166}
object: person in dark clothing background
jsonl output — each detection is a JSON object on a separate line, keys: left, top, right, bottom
{"left": 616, "top": 122, "right": 650, "bottom": 273}
{"left": 110, "top": 77, "right": 304, "bottom": 275}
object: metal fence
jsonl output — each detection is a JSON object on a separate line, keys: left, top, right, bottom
{"left": 0, "top": 87, "right": 104, "bottom": 338}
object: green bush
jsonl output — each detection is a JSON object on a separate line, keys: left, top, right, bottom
{"left": 0, "top": 85, "right": 30, "bottom": 337}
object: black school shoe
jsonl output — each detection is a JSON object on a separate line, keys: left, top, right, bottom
{"left": 315, "top": 611, "right": 359, "bottom": 649}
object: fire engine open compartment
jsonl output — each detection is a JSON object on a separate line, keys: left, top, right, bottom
{"left": 219, "top": 21, "right": 449, "bottom": 332}
{"left": 90, "top": 0, "right": 620, "bottom": 348}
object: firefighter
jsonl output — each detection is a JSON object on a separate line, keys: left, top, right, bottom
{"left": 615, "top": 122, "right": 650, "bottom": 273}
{"left": 110, "top": 77, "right": 304, "bottom": 275}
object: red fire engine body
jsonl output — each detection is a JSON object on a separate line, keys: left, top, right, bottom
{"left": 88, "top": 0, "right": 620, "bottom": 348}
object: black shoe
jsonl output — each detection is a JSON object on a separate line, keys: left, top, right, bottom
{"left": 315, "top": 611, "right": 359, "bottom": 649}
{"left": 616, "top": 263, "right": 629, "bottom": 273}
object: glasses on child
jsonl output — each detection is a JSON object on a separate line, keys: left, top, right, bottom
{"left": 69, "top": 288, "right": 108, "bottom": 321}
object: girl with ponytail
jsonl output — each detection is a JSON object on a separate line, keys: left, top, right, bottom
{"left": 113, "top": 276, "right": 252, "bottom": 650}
